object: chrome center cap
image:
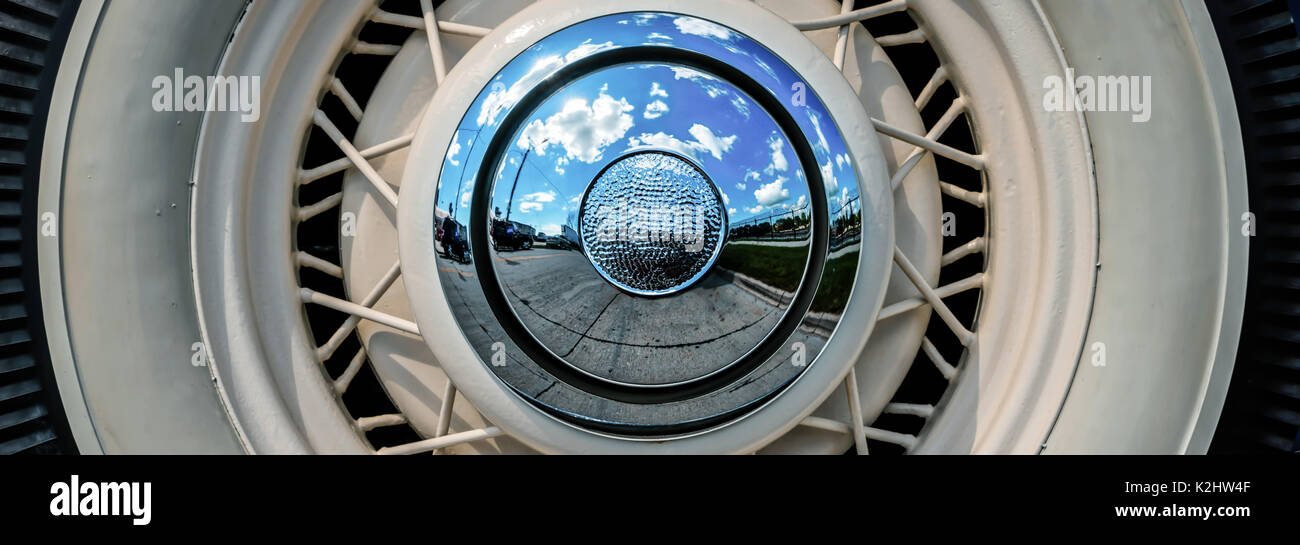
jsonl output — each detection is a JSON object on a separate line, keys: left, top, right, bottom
{"left": 579, "top": 151, "right": 727, "bottom": 296}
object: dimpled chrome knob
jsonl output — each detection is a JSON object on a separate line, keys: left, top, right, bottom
{"left": 579, "top": 152, "right": 726, "bottom": 296}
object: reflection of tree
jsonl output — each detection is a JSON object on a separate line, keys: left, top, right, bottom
{"left": 727, "top": 195, "right": 862, "bottom": 249}
{"left": 830, "top": 196, "right": 861, "bottom": 250}
{"left": 831, "top": 210, "right": 861, "bottom": 236}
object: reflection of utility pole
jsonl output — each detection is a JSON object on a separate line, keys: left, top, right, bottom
{"left": 505, "top": 148, "right": 530, "bottom": 223}
{"left": 505, "top": 137, "right": 549, "bottom": 222}
{"left": 449, "top": 131, "right": 476, "bottom": 219}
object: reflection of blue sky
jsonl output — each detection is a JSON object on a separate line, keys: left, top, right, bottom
{"left": 493, "top": 63, "right": 811, "bottom": 235}
{"left": 436, "top": 12, "right": 861, "bottom": 236}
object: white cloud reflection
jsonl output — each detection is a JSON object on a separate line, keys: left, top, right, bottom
{"left": 627, "top": 123, "right": 737, "bottom": 161}
{"left": 674, "top": 17, "right": 732, "bottom": 41}
{"left": 447, "top": 139, "right": 462, "bottom": 166}
{"left": 644, "top": 100, "right": 669, "bottom": 119}
{"left": 764, "top": 134, "right": 789, "bottom": 175}
{"left": 821, "top": 160, "right": 838, "bottom": 192}
{"left": 517, "top": 86, "right": 635, "bottom": 164}
{"left": 476, "top": 41, "right": 615, "bottom": 128}
{"left": 754, "top": 176, "right": 790, "bottom": 206}
{"left": 670, "top": 67, "right": 727, "bottom": 99}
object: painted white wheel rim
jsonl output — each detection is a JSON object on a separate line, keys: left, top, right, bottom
{"left": 122, "top": 0, "right": 1247, "bottom": 454}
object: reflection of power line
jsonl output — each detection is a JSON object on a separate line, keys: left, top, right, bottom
{"left": 831, "top": 196, "right": 860, "bottom": 218}
{"left": 447, "top": 129, "right": 480, "bottom": 218}
{"left": 526, "top": 157, "right": 570, "bottom": 204}
{"left": 505, "top": 139, "right": 567, "bottom": 222}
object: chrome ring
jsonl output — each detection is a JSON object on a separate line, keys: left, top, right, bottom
{"left": 427, "top": 11, "right": 865, "bottom": 436}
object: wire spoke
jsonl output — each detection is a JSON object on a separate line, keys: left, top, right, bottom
{"left": 296, "top": 251, "right": 343, "bottom": 279}
{"left": 889, "top": 98, "right": 968, "bottom": 189}
{"left": 799, "top": 417, "right": 923, "bottom": 452}
{"left": 893, "top": 246, "right": 976, "bottom": 345}
{"left": 329, "top": 78, "right": 365, "bottom": 121}
{"left": 941, "top": 237, "right": 986, "bottom": 267}
{"left": 376, "top": 427, "right": 505, "bottom": 455}
{"left": 357, "top": 413, "right": 408, "bottom": 432}
{"left": 883, "top": 403, "right": 934, "bottom": 418}
{"left": 370, "top": 8, "right": 491, "bottom": 37}
{"left": 914, "top": 65, "right": 948, "bottom": 111}
{"left": 431, "top": 382, "right": 457, "bottom": 454}
{"left": 300, "top": 132, "right": 414, "bottom": 186}
{"left": 436, "top": 20, "right": 492, "bottom": 38}
{"left": 939, "top": 181, "right": 986, "bottom": 207}
{"left": 297, "top": 192, "right": 343, "bottom": 223}
{"left": 888, "top": 150, "right": 927, "bottom": 191}
{"left": 876, "top": 272, "right": 984, "bottom": 320}
{"left": 301, "top": 288, "right": 420, "bottom": 336}
{"left": 800, "top": 416, "right": 852, "bottom": 434}
{"left": 312, "top": 110, "right": 400, "bottom": 208}
{"left": 875, "top": 116, "right": 983, "bottom": 170}
{"left": 370, "top": 8, "right": 422, "bottom": 29}
{"left": 921, "top": 337, "right": 958, "bottom": 380}
{"left": 927, "top": 97, "right": 967, "bottom": 139}
{"left": 845, "top": 366, "right": 869, "bottom": 454}
{"left": 351, "top": 41, "right": 401, "bottom": 56}
{"left": 792, "top": 0, "right": 907, "bottom": 30}
{"left": 313, "top": 261, "right": 405, "bottom": 360}
{"left": 875, "top": 28, "right": 925, "bottom": 47}
{"left": 335, "top": 347, "right": 367, "bottom": 395}
{"left": 419, "top": 0, "right": 449, "bottom": 83}
{"left": 863, "top": 426, "right": 918, "bottom": 449}
{"left": 832, "top": 0, "right": 855, "bottom": 70}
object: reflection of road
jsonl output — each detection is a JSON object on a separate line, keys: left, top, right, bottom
{"left": 494, "top": 251, "right": 566, "bottom": 264}
{"left": 827, "top": 243, "right": 859, "bottom": 261}
{"left": 488, "top": 248, "right": 792, "bottom": 386}
{"left": 437, "top": 246, "right": 833, "bottom": 390}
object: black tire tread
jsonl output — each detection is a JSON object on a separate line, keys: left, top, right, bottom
{"left": 0, "top": 0, "right": 71, "bottom": 455}
{"left": 1208, "top": 0, "right": 1300, "bottom": 454}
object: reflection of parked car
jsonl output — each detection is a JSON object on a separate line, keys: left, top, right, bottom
{"left": 560, "top": 224, "right": 581, "bottom": 251}
{"left": 438, "top": 216, "right": 470, "bottom": 263}
{"left": 491, "top": 218, "right": 534, "bottom": 250}
{"left": 545, "top": 235, "right": 577, "bottom": 251}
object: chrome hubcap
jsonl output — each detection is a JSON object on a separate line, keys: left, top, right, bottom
{"left": 416, "top": 10, "right": 884, "bottom": 438}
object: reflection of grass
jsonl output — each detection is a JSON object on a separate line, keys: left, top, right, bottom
{"left": 812, "top": 251, "right": 858, "bottom": 313}
{"left": 716, "top": 243, "right": 858, "bottom": 313}
{"left": 716, "top": 244, "right": 806, "bottom": 292}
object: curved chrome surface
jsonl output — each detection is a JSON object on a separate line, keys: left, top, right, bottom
{"left": 429, "top": 11, "right": 864, "bottom": 435}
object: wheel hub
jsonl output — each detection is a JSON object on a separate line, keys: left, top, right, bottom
{"left": 400, "top": 7, "right": 893, "bottom": 441}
